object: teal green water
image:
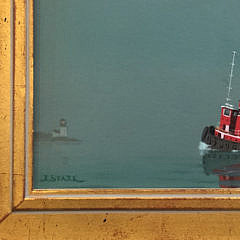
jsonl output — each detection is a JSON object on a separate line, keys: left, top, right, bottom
{"left": 33, "top": 0, "right": 240, "bottom": 188}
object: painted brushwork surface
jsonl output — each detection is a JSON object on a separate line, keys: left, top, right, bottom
{"left": 33, "top": 0, "right": 240, "bottom": 188}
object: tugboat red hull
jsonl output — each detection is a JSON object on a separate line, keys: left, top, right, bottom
{"left": 201, "top": 126, "right": 240, "bottom": 151}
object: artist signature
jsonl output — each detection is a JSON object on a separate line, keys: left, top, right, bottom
{"left": 40, "top": 175, "right": 84, "bottom": 183}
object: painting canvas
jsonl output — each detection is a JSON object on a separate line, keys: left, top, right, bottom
{"left": 33, "top": 0, "right": 240, "bottom": 189}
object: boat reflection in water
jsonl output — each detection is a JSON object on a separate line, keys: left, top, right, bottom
{"left": 201, "top": 147, "right": 240, "bottom": 188}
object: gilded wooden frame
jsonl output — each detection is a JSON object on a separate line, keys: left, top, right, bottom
{"left": 1, "top": 0, "right": 240, "bottom": 239}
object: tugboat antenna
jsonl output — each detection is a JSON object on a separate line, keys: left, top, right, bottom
{"left": 226, "top": 50, "right": 237, "bottom": 105}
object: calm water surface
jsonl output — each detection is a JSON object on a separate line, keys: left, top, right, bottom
{"left": 33, "top": 0, "right": 240, "bottom": 188}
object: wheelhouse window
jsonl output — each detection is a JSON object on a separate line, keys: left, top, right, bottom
{"left": 233, "top": 111, "right": 238, "bottom": 117}
{"left": 223, "top": 108, "right": 230, "bottom": 116}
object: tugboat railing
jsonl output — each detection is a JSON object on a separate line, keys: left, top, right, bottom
{"left": 216, "top": 127, "right": 240, "bottom": 136}
{"left": 233, "top": 130, "right": 240, "bottom": 135}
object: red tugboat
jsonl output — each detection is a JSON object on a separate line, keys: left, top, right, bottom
{"left": 201, "top": 51, "right": 240, "bottom": 151}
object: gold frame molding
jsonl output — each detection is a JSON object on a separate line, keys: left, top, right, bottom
{"left": 1, "top": 0, "right": 240, "bottom": 239}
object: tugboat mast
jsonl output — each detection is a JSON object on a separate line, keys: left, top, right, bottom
{"left": 226, "top": 50, "right": 237, "bottom": 106}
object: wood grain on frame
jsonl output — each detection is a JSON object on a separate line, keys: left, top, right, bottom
{"left": 0, "top": 0, "right": 11, "bottom": 222}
